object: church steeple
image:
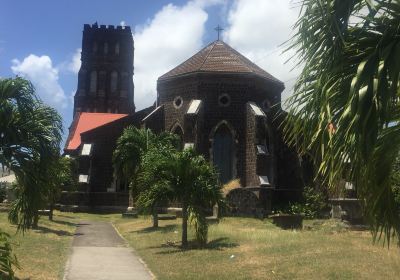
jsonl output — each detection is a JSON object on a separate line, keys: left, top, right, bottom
{"left": 73, "top": 23, "right": 135, "bottom": 115}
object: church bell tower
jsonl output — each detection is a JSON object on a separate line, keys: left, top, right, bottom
{"left": 73, "top": 23, "right": 135, "bottom": 115}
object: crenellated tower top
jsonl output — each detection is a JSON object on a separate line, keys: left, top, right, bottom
{"left": 73, "top": 23, "right": 135, "bottom": 115}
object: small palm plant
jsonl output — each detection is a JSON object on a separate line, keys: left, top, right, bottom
{"left": 138, "top": 148, "right": 223, "bottom": 248}
{"left": 113, "top": 126, "right": 178, "bottom": 226}
{"left": 0, "top": 231, "right": 19, "bottom": 279}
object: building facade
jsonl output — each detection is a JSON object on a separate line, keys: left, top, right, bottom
{"left": 63, "top": 24, "right": 302, "bottom": 213}
{"left": 73, "top": 23, "right": 135, "bottom": 115}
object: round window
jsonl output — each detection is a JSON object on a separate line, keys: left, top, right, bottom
{"left": 218, "top": 94, "right": 231, "bottom": 107}
{"left": 173, "top": 96, "right": 183, "bottom": 109}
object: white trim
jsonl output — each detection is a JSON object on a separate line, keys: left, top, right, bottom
{"left": 249, "top": 102, "right": 265, "bottom": 116}
{"left": 259, "top": 175, "right": 270, "bottom": 186}
{"left": 186, "top": 100, "right": 202, "bottom": 114}
{"left": 142, "top": 106, "right": 162, "bottom": 122}
{"left": 81, "top": 143, "right": 92, "bottom": 156}
{"left": 256, "top": 145, "right": 268, "bottom": 155}
{"left": 78, "top": 174, "right": 89, "bottom": 183}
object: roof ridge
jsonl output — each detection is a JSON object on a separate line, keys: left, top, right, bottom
{"left": 222, "top": 41, "right": 278, "bottom": 79}
{"left": 198, "top": 40, "right": 218, "bottom": 71}
{"left": 158, "top": 40, "right": 283, "bottom": 85}
{"left": 158, "top": 41, "right": 216, "bottom": 80}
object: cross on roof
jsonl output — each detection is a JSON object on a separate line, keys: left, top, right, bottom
{"left": 214, "top": 25, "right": 224, "bottom": 40}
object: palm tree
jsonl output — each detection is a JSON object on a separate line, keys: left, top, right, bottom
{"left": 44, "top": 156, "right": 76, "bottom": 221}
{"left": 0, "top": 77, "right": 62, "bottom": 277}
{"left": 0, "top": 78, "right": 62, "bottom": 230}
{"left": 283, "top": 0, "right": 400, "bottom": 243}
{"left": 138, "top": 148, "right": 223, "bottom": 248}
{"left": 113, "top": 126, "right": 178, "bottom": 225}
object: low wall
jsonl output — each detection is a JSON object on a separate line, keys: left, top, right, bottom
{"left": 59, "top": 191, "right": 129, "bottom": 209}
{"left": 330, "top": 198, "right": 364, "bottom": 224}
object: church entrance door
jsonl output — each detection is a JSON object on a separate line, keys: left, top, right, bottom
{"left": 212, "top": 124, "right": 234, "bottom": 184}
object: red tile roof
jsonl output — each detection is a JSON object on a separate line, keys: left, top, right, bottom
{"left": 65, "top": 112, "right": 128, "bottom": 151}
{"left": 159, "top": 40, "right": 283, "bottom": 84}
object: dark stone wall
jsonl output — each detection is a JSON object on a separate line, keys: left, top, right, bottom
{"left": 157, "top": 73, "right": 282, "bottom": 188}
{"left": 270, "top": 112, "right": 303, "bottom": 191}
{"left": 157, "top": 76, "right": 200, "bottom": 134}
{"left": 244, "top": 104, "right": 258, "bottom": 186}
{"left": 74, "top": 24, "right": 135, "bottom": 115}
{"left": 80, "top": 107, "right": 154, "bottom": 194}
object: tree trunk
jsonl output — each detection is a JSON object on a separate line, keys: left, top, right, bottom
{"left": 32, "top": 212, "right": 39, "bottom": 229}
{"left": 181, "top": 201, "right": 188, "bottom": 248}
{"left": 152, "top": 204, "right": 158, "bottom": 228}
{"left": 49, "top": 203, "right": 54, "bottom": 221}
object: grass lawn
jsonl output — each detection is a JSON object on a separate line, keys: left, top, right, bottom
{"left": 114, "top": 216, "right": 400, "bottom": 280}
{"left": 0, "top": 211, "right": 77, "bottom": 280}
{"left": 2, "top": 211, "right": 400, "bottom": 280}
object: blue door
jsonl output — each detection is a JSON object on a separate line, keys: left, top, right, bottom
{"left": 212, "top": 124, "right": 234, "bottom": 184}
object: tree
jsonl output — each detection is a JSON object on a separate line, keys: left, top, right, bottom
{"left": 138, "top": 148, "right": 223, "bottom": 248}
{"left": 0, "top": 78, "right": 62, "bottom": 230}
{"left": 0, "top": 77, "right": 62, "bottom": 277}
{"left": 283, "top": 0, "right": 400, "bottom": 243}
{"left": 44, "top": 156, "right": 77, "bottom": 221}
{"left": 113, "top": 126, "right": 177, "bottom": 226}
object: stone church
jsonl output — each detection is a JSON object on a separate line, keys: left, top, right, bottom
{"left": 63, "top": 23, "right": 302, "bottom": 214}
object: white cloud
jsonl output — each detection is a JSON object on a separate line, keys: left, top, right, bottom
{"left": 133, "top": 0, "right": 224, "bottom": 109}
{"left": 120, "top": 21, "right": 126, "bottom": 27}
{"left": 223, "top": 0, "right": 301, "bottom": 101}
{"left": 11, "top": 54, "right": 68, "bottom": 110}
{"left": 68, "top": 48, "right": 81, "bottom": 74}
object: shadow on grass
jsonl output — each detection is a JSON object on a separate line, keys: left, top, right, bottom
{"left": 34, "top": 226, "right": 74, "bottom": 236}
{"left": 152, "top": 237, "right": 239, "bottom": 254}
{"left": 55, "top": 214, "right": 77, "bottom": 219}
{"left": 50, "top": 219, "right": 79, "bottom": 227}
{"left": 131, "top": 224, "right": 177, "bottom": 234}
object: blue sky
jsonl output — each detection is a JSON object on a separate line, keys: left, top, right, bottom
{"left": 0, "top": 0, "right": 300, "bottom": 144}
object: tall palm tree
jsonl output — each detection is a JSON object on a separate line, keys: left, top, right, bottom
{"left": 138, "top": 148, "right": 223, "bottom": 248}
{"left": 0, "top": 78, "right": 62, "bottom": 230}
{"left": 283, "top": 0, "right": 400, "bottom": 243}
{"left": 0, "top": 77, "right": 62, "bottom": 277}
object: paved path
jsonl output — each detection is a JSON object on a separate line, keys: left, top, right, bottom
{"left": 63, "top": 221, "right": 153, "bottom": 280}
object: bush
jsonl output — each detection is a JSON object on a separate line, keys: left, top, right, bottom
{"left": 289, "top": 185, "right": 328, "bottom": 218}
{"left": 0, "top": 231, "right": 19, "bottom": 279}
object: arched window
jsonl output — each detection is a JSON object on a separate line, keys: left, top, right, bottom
{"left": 212, "top": 123, "right": 235, "bottom": 183}
{"left": 90, "top": 71, "right": 97, "bottom": 93}
{"left": 104, "top": 42, "right": 109, "bottom": 54}
{"left": 171, "top": 123, "right": 184, "bottom": 150}
{"left": 115, "top": 42, "right": 120, "bottom": 55}
{"left": 110, "top": 71, "right": 118, "bottom": 93}
{"left": 92, "top": 42, "right": 98, "bottom": 53}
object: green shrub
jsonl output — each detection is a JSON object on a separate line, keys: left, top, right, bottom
{"left": 0, "top": 231, "right": 19, "bottom": 279}
{"left": 289, "top": 186, "right": 328, "bottom": 218}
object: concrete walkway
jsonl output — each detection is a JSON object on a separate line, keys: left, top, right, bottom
{"left": 63, "top": 221, "right": 153, "bottom": 280}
